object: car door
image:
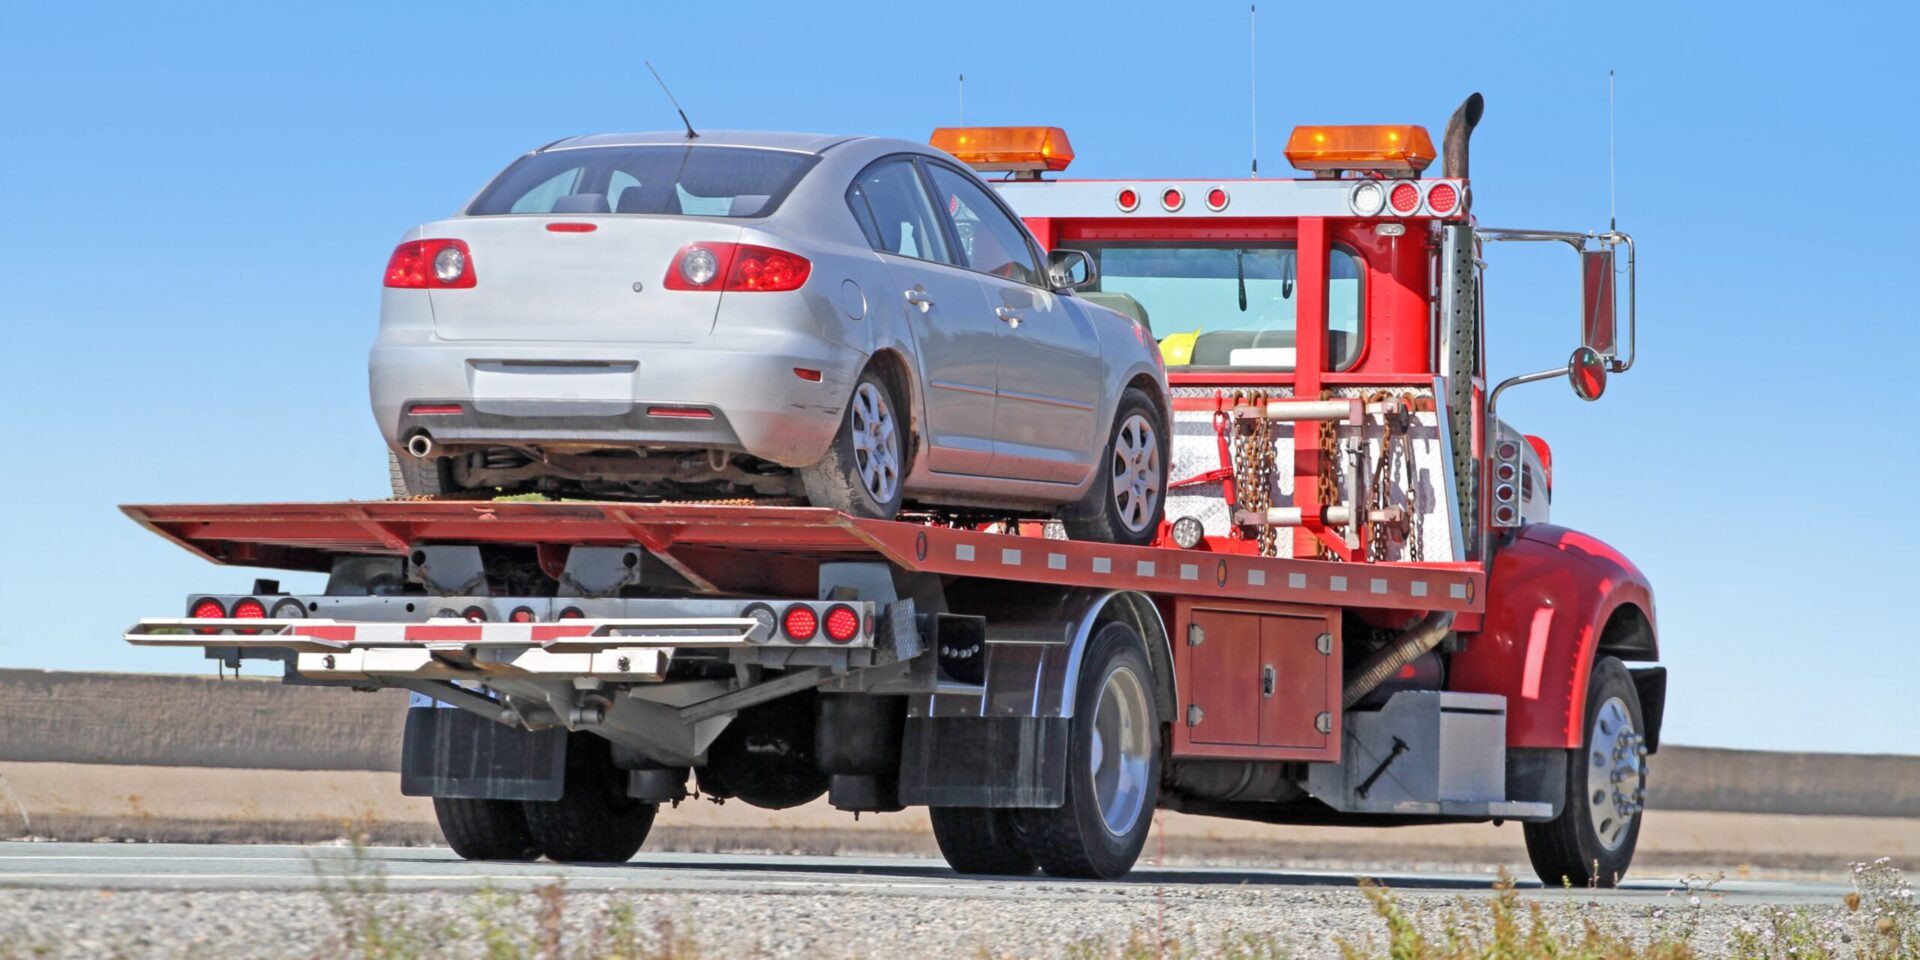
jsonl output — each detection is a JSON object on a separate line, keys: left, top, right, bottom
{"left": 923, "top": 162, "right": 1103, "bottom": 484}
{"left": 846, "top": 158, "right": 1000, "bottom": 476}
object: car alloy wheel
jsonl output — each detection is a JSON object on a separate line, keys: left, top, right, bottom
{"left": 1089, "top": 662, "right": 1153, "bottom": 837}
{"left": 849, "top": 381, "right": 900, "bottom": 505}
{"left": 1586, "top": 695, "right": 1647, "bottom": 851}
{"left": 1109, "top": 414, "right": 1162, "bottom": 535}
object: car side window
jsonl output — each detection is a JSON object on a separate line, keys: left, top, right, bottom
{"left": 924, "top": 163, "right": 1043, "bottom": 286}
{"left": 847, "top": 160, "right": 954, "bottom": 265}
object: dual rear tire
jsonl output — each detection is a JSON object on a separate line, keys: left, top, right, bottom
{"left": 434, "top": 733, "right": 657, "bottom": 864}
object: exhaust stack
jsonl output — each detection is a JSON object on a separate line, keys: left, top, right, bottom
{"left": 1442, "top": 93, "right": 1484, "bottom": 181}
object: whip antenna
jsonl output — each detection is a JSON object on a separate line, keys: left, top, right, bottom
{"left": 646, "top": 60, "right": 698, "bottom": 140}
{"left": 1250, "top": 4, "right": 1258, "bottom": 178}
{"left": 959, "top": 73, "right": 965, "bottom": 124}
{"left": 1608, "top": 69, "right": 1616, "bottom": 231}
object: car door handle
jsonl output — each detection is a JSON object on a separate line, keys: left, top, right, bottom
{"left": 994, "top": 306, "right": 1023, "bottom": 329}
{"left": 903, "top": 289, "right": 934, "bottom": 313}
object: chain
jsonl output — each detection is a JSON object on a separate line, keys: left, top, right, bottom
{"left": 1363, "top": 391, "right": 1423, "bottom": 563}
{"left": 1229, "top": 391, "right": 1279, "bottom": 557}
{"left": 1315, "top": 391, "right": 1339, "bottom": 561}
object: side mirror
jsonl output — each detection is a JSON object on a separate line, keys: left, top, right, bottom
{"left": 1581, "top": 249, "right": 1617, "bottom": 359}
{"left": 1047, "top": 248, "right": 1098, "bottom": 291}
{"left": 1569, "top": 345, "right": 1607, "bottom": 401}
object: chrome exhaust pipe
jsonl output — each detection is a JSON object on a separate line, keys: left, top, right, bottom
{"left": 405, "top": 433, "right": 434, "bottom": 459}
{"left": 1442, "top": 92, "right": 1484, "bottom": 182}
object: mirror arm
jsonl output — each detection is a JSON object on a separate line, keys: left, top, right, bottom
{"left": 1487, "top": 366, "right": 1569, "bottom": 424}
{"left": 1603, "top": 231, "right": 1636, "bottom": 373}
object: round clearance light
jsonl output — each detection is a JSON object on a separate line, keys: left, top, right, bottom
{"left": 1496, "top": 440, "right": 1520, "bottom": 461}
{"left": 1495, "top": 483, "right": 1517, "bottom": 503}
{"left": 432, "top": 246, "right": 467, "bottom": 284}
{"left": 1426, "top": 181, "right": 1460, "bottom": 215}
{"left": 1205, "top": 187, "right": 1229, "bottom": 212}
{"left": 1349, "top": 181, "right": 1386, "bottom": 217}
{"left": 1495, "top": 462, "right": 1518, "bottom": 483}
{"left": 461, "top": 606, "right": 487, "bottom": 622}
{"left": 191, "top": 597, "right": 226, "bottom": 636}
{"left": 742, "top": 603, "right": 778, "bottom": 641}
{"left": 1161, "top": 187, "right": 1184, "bottom": 211}
{"left": 1171, "top": 516, "right": 1206, "bottom": 550}
{"left": 1495, "top": 505, "right": 1518, "bottom": 525}
{"left": 231, "top": 598, "right": 267, "bottom": 620}
{"left": 823, "top": 604, "right": 861, "bottom": 644}
{"left": 269, "top": 597, "right": 308, "bottom": 620}
{"left": 1388, "top": 181, "right": 1421, "bottom": 216}
{"left": 1115, "top": 188, "right": 1140, "bottom": 212}
{"left": 509, "top": 606, "right": 535, "bottom": 623}
{"left": 782, "top": 604, "right": 818, "bottom": 641}
{"left": 680, "top": 247, "right": 720, "bottom": 286}
{"left": 558, "top": 606, "right": 584, "bottom": 620}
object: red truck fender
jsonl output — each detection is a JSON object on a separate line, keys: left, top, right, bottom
{"left": 1448, "top": 525, "right": 1659, "bottom": 749}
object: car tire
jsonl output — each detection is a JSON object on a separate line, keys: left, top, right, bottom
{"left": 519, "top": 733, "right": 657, "bottom": 864}
{"left": 929, "top": 807, "right": 1037, "bottom": 876}
{"left": 388, "top": 450, "right": 453, "bottom": 499}
{"left": 1015, "top": 621, "right": 1160, "bottom": 879}
{"left": 1062, "top": 389, "right": 1167, "bottom": 546}
{"left": 1523, "top": 656, "right": 1648, "bottom": 888}
{"left": 431, "top": 797, "right": 540, "bottom": 862}
{"left": 800, "top": 368, "right": 906, "bottom": 520}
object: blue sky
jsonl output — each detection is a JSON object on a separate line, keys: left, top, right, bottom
{"left": 1, "top": 1, "right": 1913, "bottom": 755}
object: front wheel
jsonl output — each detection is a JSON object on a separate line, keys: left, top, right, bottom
{"left": 800, "top": 370, "right": 906, "bottom": 520}
{"left": 1062, "top": 389, "right": 1167, "bottom": 546}
{"left": 1523, "top": 656, "right": 1648, "bottom": 887}
{"left": 1016, "top": 621, "right": 1161, "bottom": 879}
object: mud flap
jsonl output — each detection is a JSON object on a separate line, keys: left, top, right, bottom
{"left": 897, "top": 716, "right": 1068, "bottom": 808}
{"left": 400, "top": 706, "right": 567, "bottom": 801}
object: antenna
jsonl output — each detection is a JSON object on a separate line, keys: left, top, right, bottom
{"left": 646, "top": 60, "right": 698, "bottom": 140}
{"left": 959, "top": 73, "right": 965, "bottom": 124}
{"left": 1608, "top": 69, "right": 1616, "bottom": 231}
{"left": 1249, "top": 5, "right": 1258, "bottom": 179}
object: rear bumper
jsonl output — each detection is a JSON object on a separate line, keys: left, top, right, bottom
{"left": 369, "top": 332, "right": 864, "bottom": 467}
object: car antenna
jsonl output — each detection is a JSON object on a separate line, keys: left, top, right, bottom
{"left": 1249, "top": 4, "right": 1258, "bottom": 179}
{"left": 646, "top": 60, "right": 699, "bottom": 140}
{"left": 958, "top": 73, "right": 965, "bottom": 124}
{"left": 1607, "top": 68, "right": 1617, "bottom": 232}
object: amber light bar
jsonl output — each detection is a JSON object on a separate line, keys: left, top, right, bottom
{"left": 1284, "top": 125, "right": 1436, "bottom": 174}
{"left": 930, "top": 126, "right": 1074, "bottom": 173}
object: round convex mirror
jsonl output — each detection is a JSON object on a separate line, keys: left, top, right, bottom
{"left": 1569, "top": 346, "right": 1608, "bottom": 401}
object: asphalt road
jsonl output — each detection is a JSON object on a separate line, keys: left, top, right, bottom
{"left": 0, "top": 842, "right": 1847, "bottom": 906}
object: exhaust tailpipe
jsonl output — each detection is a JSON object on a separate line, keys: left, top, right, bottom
{"left": 1342, "top": 610, "right": 1455, "bottom": 709}
{"left": 405, "top": 433, "right": 434, "bottom": 459}
{"left": 1442, "top": 92, "right": 1484, "bottom": 181}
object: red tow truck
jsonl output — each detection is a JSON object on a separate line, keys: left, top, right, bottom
{"left": 125, "top": 93, "right": 1660, "bottom": 885}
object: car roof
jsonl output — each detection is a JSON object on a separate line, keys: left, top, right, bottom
{"left": 539, "top": 130, "right": 863, "bottom": 155}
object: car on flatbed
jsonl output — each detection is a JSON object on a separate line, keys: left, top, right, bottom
{"left": 373, "top": 131, "right": 1169, "bottom": 546}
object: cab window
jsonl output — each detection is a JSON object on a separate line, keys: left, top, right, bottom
{"left": 924, "top": 163, "right": 1043, "bottom": 286}
{"left": 847, "top": 159, "right": 954, "bottom": 264}
{"left": 1078, "top": 242, "right": 1363, "bottom": 371}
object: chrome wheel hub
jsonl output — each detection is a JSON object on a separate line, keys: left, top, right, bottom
{"left": 849, "top": 382, "right": 900, "bottom": 504}
{"left": 1089, "top": 664, "right": 1152, "bottom": 836}
{"left": 1109, "top": 415, "right": 1162, "bottom": 534}
{"left": 1586, "top": 695, "right": 1647, "bottom": 851}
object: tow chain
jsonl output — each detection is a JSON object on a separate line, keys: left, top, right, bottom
{"left": 1315, "top": 391, "right": 1340, "bottom": 561}
{"left": 1230, "top": 390, "right": 1279, "bottom": 557}
{"left": 1364, "top": 391, "right": 1423, "bottom": 563}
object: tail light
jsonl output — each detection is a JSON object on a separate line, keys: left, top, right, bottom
{"left": 1425, "top": 181, "right": 1460, "bottom": 215}
{"left": 1388, "top": 182, "right": 1421, "bottom": 216}
{"left": 461, "top": 606, "right": 488, "bottom": 622}
{"left": 664, "top": 243, "right": 811, "bottom": 292}
{"left": 1160, "top": 187, "right": 1185, "bottom": 212}
{"left": 823, "top": 604, "right": 861, "bottom": 644}
{"left": 385, "top": 239, "right": 475, "bottom": 289}
{"left": 191, "top": 598, "right": 226, "bottom": 635}
{"left": 231, "top": 597, "right": 267, "bottom": 635}
{"left": 510, "top": 606, "right": 536, "bottom": 623}
{"left": 782, "top": 604, "right": 818, "bottom": 641}
{"left": 558, "top": 607, "right": 584, "bottom": 620}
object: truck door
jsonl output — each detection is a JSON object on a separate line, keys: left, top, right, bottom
{"left": 923, "top": 162, "right": 1103, "bottom": 485}
{"left": 849, "top": 158, "right": 1000, "bottom": 477}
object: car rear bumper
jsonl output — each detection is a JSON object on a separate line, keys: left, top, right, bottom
{"left": 370, "top": 333, "right": 862, "bottom": 467}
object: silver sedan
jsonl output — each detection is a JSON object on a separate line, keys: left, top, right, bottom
{"left": 371, "top": 131, "right": 1169, "bottom": 544}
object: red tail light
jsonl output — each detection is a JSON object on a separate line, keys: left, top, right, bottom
{"left": 782, "top": 604, "right": 818, "bottom": 641}
{"left": 1425, "top": 181, "right": 1459, "bottom": 215}
{"left": 558, "top": 607, "right": 584, "bottom": 620}
{"left": 1161, "top": 187, "right": 1184, "bottom": 211}
{"left": 191, "top": 598, "right": 226, "bottom": 635}
{"left": 385, "top": 239, "right": 476, "bottom": 289}
{"left": 231, "top": 598, "right": 267, "bottom": 619}
{"left": 1388, "top": 182, "right": 1421, "bottom": 215}
{"left": 664, "top": 243, "right": 811, "bottom": 293}
{"left": 823, "top": 604, "right": 860, "bottom": 643}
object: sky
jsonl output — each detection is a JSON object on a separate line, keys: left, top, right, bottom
{"left": 0, "top": 1, "right": 1914, "bottom": 756}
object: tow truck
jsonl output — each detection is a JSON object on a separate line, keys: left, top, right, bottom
{"left": 123, "top": 93, "right": 1661, "bottom": 885}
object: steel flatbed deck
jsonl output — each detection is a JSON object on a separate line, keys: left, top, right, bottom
{"left": 123, "top": 500, "right": 1483, "bottom": 615}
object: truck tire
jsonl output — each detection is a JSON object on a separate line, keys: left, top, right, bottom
{"left": 800, "top": 369, "right": 905, "bottom": 520}
{"left": 431, "top": 797, "right": 539, "bottom": 862}
{"left": 388, "top": 450, "right": 452, "bottom": 498}
{"left": 1016, "top": 621, "right": 1161, "bottom": 879}
{"left": 1062, "top": 389, "right": 1167, "bottom": 547}
{"left": 520, "top": 733, "right": 657, "bottom": 864}
{"left": 929, "top": 807, "right": 1037, "bottom": 876}
{"left": 1523, "top": 656, "right": 1648, "bottom": 888}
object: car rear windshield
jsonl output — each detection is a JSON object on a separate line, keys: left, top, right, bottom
{"left": 466, "top": 145, "right": 817, "bottom": 218}
{"left": 1078, "top": 242, "right": 1362, "bottom": 372}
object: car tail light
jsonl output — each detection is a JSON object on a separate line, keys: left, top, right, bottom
{"left": 1205, "top": 187, "right": 1229, "bottom": 211}
{"left": 1115, "top": 188, "right": 1139, "bottom": 212}
{"left": 823, "top": 604, "right": 860, "bottom": 643}
{"left": 1161, "top": 187, "right": 1184, "bottom": 211}
{"left": 646, "top": 405, "right": 715, "bottom": 419}
{"left": 545, "top": 222, "right": 597, "bottom": 233}
{"left": 1388, "top": 182, "right": 1421, "bottom": 216}
{"left": 782, "top": 604, "right": 818, "bottom": 641}
{"left": 385, "top": 239, "right": 475, "bottom": 289}
{"left": 1425, "top": 181, "right": 1459, "bottom": 215}
{"left": 665, "top": 243, "right": 811, "bottom": 292}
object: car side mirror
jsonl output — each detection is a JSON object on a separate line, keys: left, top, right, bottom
{"left": 1047, "top": 249, "right": 1098, "bottom": 291}
{"left": 1569, "top": 345, "right": 1607, "bottom": 401}
{"left": 1581, "top": 249, "right": 1616, "bottom": 359}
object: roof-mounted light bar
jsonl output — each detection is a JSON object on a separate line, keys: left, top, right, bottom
{"left": 930, "top": 126, "right": 1074, "bottom": 174}
{"left": 1285, "top": 125, "right": 1436, "bottom": 174}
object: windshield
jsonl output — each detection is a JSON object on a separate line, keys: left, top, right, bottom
{"left": 1078, "top": 242, "right": 1362, "bottom": 371}
{"left": 466, "top": 145, "right": 817, "bottom": 218}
